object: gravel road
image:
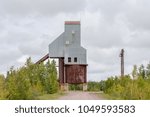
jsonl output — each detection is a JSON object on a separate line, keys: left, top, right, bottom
{"left": 58, "top": 91, "right": 105, "bottom": 100}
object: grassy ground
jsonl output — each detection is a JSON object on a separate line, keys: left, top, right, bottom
{"left": 98, "top": 93, "right": 112, "bottom": 100}
{"left": 94, "top": 91, "right": 110, "bottom": 100}
{"left": 85, "top": 91, "right": 109, "bottom": 100}
{"left": 37, "top": 92, "right": 66, "bottom": 100}
{"left": 97, "top": 93, "right": 123, "bottom": 100}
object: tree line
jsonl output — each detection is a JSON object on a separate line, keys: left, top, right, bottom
{"left": 87, "top": 63, "right": 150, "bottom": 99}
{"left": 0, "top": 58, "right": 59, "bottom": 100}
{"left": 1, "top": 57, "right": 150, "bottom": 100}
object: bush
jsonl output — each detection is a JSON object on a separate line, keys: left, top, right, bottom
{"left": 0, "top": 57, "right": 59, "bottom": 100}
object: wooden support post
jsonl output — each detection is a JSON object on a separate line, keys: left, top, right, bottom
{"left": 120, "top": 49, "right": 124, "bottom": 77}
{"left": 83, "top": 83, "right": 87, "bottom": 91}
{"left": 59, "top": 57, "right": 65, "bottom": 91}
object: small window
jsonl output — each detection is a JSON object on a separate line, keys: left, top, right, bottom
{"left": 74, "top": 57, "right": 77, "bottom": 62}
{"left": 68, "top": 57, "right": 71, "bottom": 62}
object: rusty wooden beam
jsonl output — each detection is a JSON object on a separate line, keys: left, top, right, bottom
{"left": 35, "top": 53, "right": 49, "bottom": 64}
{"left": 59, "top": 57, "right": 65, "bottom": 84}
{"left": 120, "top": 49, "right": 124, "bottom": 77}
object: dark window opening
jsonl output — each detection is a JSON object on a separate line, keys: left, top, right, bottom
{"left": 68, "top": 57, "right": 71, "bottom": 62}
{"left": 74, "top": 57, "right": 77, "bottom": 62}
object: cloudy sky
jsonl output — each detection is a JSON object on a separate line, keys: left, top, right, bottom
{"left": 0, "top": 0, "right": 150, "bottom": 81}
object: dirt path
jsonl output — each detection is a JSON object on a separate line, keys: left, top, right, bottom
{"left": 58, "top": 91, "right": 105, "bottom": 100}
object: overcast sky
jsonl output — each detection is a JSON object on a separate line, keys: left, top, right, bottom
{"left": 0, "top": 0, "right": 150, "bottom": 81}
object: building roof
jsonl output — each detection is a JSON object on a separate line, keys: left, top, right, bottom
{"left": 65, "top": 21, "right": 80, "bottom": 25}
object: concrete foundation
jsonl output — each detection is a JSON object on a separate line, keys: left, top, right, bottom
{"left": 60, "top": 83, "right": 69, "bottom": 91}
{"left": 83, "top": 83, "right": 87, "bottom": 91}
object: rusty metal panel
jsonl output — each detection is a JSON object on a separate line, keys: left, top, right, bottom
{"left": 65, "top": 65, "right": 87, "bottom": 84}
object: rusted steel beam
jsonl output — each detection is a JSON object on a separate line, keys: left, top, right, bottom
{"left": 59, "top": 58, "right": 64, "bottom": 84}
{"left": 120, "top": 49, "right": 124, "bottom": 77}
{"left": 35, "top": 53, "right": 49, "bottom": 64}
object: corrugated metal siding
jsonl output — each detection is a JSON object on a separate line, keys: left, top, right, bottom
{"left": 49, "top": 21, "right": 87, "bottom": 64}
{"left": 49, "top": 33, "right": 64, "bottom": 57}
{"left": 64, "top": 47, "right": 86, "bottom": 64}
{"left": 64, "top": 24, "right": 81, "bottom": 46}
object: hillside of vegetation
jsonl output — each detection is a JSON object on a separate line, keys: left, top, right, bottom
{"left": 0, "top": 58, "right": 59, "bottom": 100}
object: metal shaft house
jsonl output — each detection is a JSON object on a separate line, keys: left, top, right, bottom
{"left": 36, "top": 21, "right": 87, "bottom": 90}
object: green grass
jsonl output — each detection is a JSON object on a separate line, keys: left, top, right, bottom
{"left": 37, "top": 92, "right": 66, "bottom": 100}
{"left": 88, "top": 91, "right": 109, "bottom": 100}
{"left": 98, "top": 93, "right": 123, "bottom": 100}
{"left": 95, "top": 92, "right": 111, "bottom": 100}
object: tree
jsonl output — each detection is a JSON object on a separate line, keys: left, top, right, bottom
{"left": 45, "top": 60, "right": 58, "bottom": 94}
{"left": 1, "top": 57, "right": 59, "bottom": 100}
{"left": 25, "top": 58, "right": 44, "bottom": 96}
{"left": 138, "top": 64, "right": 146, "bottom": 79}
{"left": 6, "top": 66, "right": 33, "bottom": 100}
{"left": 104, "top": 77, "right": 115, "bottom": 93}
{"left": 132, "top": 65, "right": 138, "bottom": 79}
{"left": 99, "top": 80, "right": 106, "bottom": 91}
{"left": 87, "top": 81, "right": 100, "bottom": 91}
{"left": 0, "top": 74, "right": 7, "bottom": 99}
{"left": 146, "top": 63, "right": 150, "bottom": 79}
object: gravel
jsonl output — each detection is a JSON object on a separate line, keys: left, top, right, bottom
{"left": 58, "top": 91, "right": 105, "bottom": 100}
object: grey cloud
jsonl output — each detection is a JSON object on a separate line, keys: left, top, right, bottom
{"left": 82, "top": 17, "right": 125, "bottom": 48}
{"left": 87, "top": 47, "right": 120, "bottom": 64}
{"left": 86, "top": 0, "right": 127, "bottom": 23}
{"left": 125, "top": 0, "right": 150, "bottom": 30}
{"left": 0, "top": 0, "right": 86, "bottom": 16}
{"left": 87, "top": 0, "right": 150, "bottom": 31}
{"left": 0, "top": 0, "right": 150, "bottom": 81}
{"left": 125, "top": 47, "right": 150, "bottom": 65}
{"left": 0, "top": 45, "right": 22, "bottom": 65}
{"left": 126, "top": 31, "right": 150, "bottom": 48}
{"left": 18, "top": 38, "right": 48, "bottom": 56}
